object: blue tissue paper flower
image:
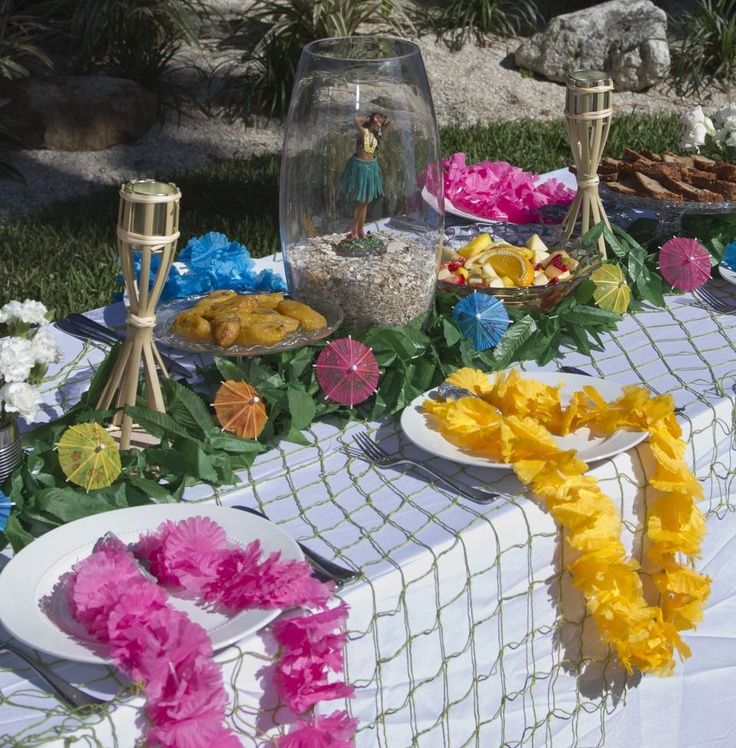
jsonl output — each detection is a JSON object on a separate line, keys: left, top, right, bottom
{"left": 118, "top": 232, "right": 287, "bottom": 302}
{"left": 722, "top": 241, "right": 736, "bottom": 271}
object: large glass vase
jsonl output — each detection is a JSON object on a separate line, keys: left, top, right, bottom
{"left": 279, "top": 36, "right": 444, "bottom": 331}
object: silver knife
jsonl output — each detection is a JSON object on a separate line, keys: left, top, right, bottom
{"left": 0, "top": 640, "right": 106, "bottom": 710}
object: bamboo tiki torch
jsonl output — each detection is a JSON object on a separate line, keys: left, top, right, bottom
{"left": 560, "top": 70, "right": 613, "bottom": 258}
{"left": 97, "top": 180, "right": 181, "bottom": 450}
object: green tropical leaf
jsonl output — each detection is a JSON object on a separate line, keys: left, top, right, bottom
{"left": 35, "top": 486, "right": 126, "bottom": 523}
{"left": 3, "top": 514, "right": 36, "bottom": 552}
{"left": 125, "top": 404, "right": 194, "bottom": 441}
{"left": 126, "top": 475, "right": 181, "bottom": 503}
{"left": 287, "top": 384, "right": 317, "bottom": 432}
{"left": 442, "top": 317, "right": 462, "bottom": 347}
{"left": 491, "top": 315, "right": 538, "bottom": 368}
{"left": 164, "top": 379, "right": 217, "bottom": 436}
{"left": 214, "top": 356, "right": 248, "bottom": 382}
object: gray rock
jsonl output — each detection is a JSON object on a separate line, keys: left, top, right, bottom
{"left": 514, "top": 0, "right": 670, "bottom": 92}
{"left": 5, "top": 76, "right": 158, "bottom": 151}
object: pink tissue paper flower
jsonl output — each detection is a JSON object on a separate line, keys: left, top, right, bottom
{"left": 148, "top": 718, "right": 244, "bottom": 748}
{"left": 134, "top": 516, "right": 229, "bottom": 591}
{"left": 147, "top": 650, "right": 227, "bottom": 725}
{"left": 441, "top": 153, "right": 574, "bottom": 223}
{"left": 275, "top": 710, "right": 359, "bottom": 748}
{"left": 273, "top": 603, "right": 349, "bottom": 673}
{"left": 198, "top": 544, "right": 333, "bottom": 612}
{"left": 273, "top": 603, "right": 354, "bottom": 713}
{"left": 275, "top": 655, "right": 355, "bottom": 713}
{"left": 67, "top": 543, "right": 146, "bottom": 641}
{"left": 134, "top": 517, "right": 333, "bottom": 613}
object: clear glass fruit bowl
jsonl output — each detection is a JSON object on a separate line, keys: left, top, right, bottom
{"left": 438, "top": 223, "right": 603, "bottom": 313}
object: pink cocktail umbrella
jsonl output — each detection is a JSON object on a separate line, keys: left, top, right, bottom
{"left": 659, "top": 237, "right": 711, "bottom": 291}
{"left": 315, "top": 337, "right": 379, "bottom": 407}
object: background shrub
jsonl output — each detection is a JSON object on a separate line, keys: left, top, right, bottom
{"left": 60, "top": 0, "right": 204, "bottom": 91}
{"left": 0, "top": 0, "right": 55, "bottom": 180}
{"left": 671, "top": 0, "right": 736, "bottom": 95}
{"left": 218, "top": 0, "right": 412, "bottom": 120}
{"left": 434, "top": 0, "right": 538, "bottom": 49}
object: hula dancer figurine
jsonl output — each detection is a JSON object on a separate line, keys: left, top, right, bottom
{"left": 339, "top": 112, "right": 392, "bottom": 239}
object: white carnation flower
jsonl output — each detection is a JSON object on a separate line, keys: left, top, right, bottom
{"left": 0, "top": 299, "right": 48, "bottom": 326}
{"left": 1, "top": 381, "right": 42, "bottom": 422}
{"left": 680, "top": 106, "right": 716, "bottom": 151}
{"left": 681, "top": 105, "right": 708, "bottom": 128}
{"left": 30, "top": 325, "right": 62, "bottom": 366}
{"left": 726, "top": 130, "right": 736, "bottom": 148}
{"left": 713, "top": 103, "right": 736, "bottom": 126}
{"left": 0, "top": 337, "right": 36, "bottom": 383}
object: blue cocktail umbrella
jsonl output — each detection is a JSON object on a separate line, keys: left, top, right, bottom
{"left": 452, "top": 292, "right": 510, "bottom": 351}
{"left": 0, "top": 491, "right": 13, "bottom": 533}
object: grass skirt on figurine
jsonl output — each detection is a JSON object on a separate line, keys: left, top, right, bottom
{"left": 339, "top": 156, "right": 384, "bottom": 203}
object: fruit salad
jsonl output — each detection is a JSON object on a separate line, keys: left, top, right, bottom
{"left": 438, "top": 233, "right": 580, "bottom": 289}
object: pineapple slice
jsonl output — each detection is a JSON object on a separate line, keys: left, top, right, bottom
{"left": 458, "top": 233, "right": 493, "bottom": 259}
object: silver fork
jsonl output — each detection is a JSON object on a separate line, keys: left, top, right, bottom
{"left": 692, "top": 285, "right": 736, "bottom": 314}
{"left": 0, "top": 640, "right": 107, "bottom": 710}
{"left": 350, "top": 432, "right": 505, "bottom": 506}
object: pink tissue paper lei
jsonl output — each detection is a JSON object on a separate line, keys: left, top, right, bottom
{"left": 438, "top": 152, "right": 575, "bottom": 223}
{"left": 65, "top": 517, "right": 357, "bottom": 747}
{"left": 134, "top": 517, "right": 354, "bottom": 714}
{"left": 66, "top": 533, "right": 240, "bottom": 748}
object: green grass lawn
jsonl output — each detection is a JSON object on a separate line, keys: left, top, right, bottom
{"left": 0, "top": 113, "right": 683, "bottom": 318}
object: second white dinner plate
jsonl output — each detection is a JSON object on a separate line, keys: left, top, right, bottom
{"left": 400, "top": 369, "right": 648, "bottom": 469}
{"left": 0, "top": 504, "right": 302, "bottom": 664}
{"left": 718, "top": 263, "right": 736, "bottom": 288}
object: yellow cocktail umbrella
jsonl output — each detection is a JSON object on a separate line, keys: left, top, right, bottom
{"left": 591, "top": 264, "right": 631, "bottom": 314}
{"left": 58, "top": 423, "right": 122, "bottom": 491}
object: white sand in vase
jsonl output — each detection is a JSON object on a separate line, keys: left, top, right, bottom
{"left": 285, "top": 231, "right": 438, "bottom": 330}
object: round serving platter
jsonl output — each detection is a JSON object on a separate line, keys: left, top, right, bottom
{"left": 155, "top": 293, "right": 342, "bottom": 357}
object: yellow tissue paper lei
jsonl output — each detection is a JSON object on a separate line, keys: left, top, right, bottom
{"left": 423, "top": 368, "right": 711, "bottom": 674}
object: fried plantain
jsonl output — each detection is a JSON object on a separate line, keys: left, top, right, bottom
{"left": 277, "top": 299, "right": 327, "bottom": 330}
{"left": 172, "top": 310, "right": 212, "bottom": 340}
{"left": 248, "top": 292, "right": 284, "bottom": 309}
{"left": 212, "top": 316, "right": 241, "bottom": 347}
{"left": 193, "top": 289, "right": 237, "bottom": 313}
{"left": 236, "top": 318, "right": 294, "bottom": 346}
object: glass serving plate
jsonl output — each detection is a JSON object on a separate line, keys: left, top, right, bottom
{"left": 155, "top": 294, "right": 343, "bottom": 357}
{"left": 438, "top": 223, "right": 603, "bottom": 313}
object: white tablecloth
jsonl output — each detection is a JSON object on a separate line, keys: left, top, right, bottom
{"left": 2, "top": 214, "right": 736, "bottom": 748}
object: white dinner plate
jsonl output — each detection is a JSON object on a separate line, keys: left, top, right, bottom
{"left": 719, "top": 263, "right": 736, "bottom": 287}
{"left": 0, "top": 504, "right": 302, "bottom": 664}
{"left": 400, "top": 369, "right": 647, "bottom": 469}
